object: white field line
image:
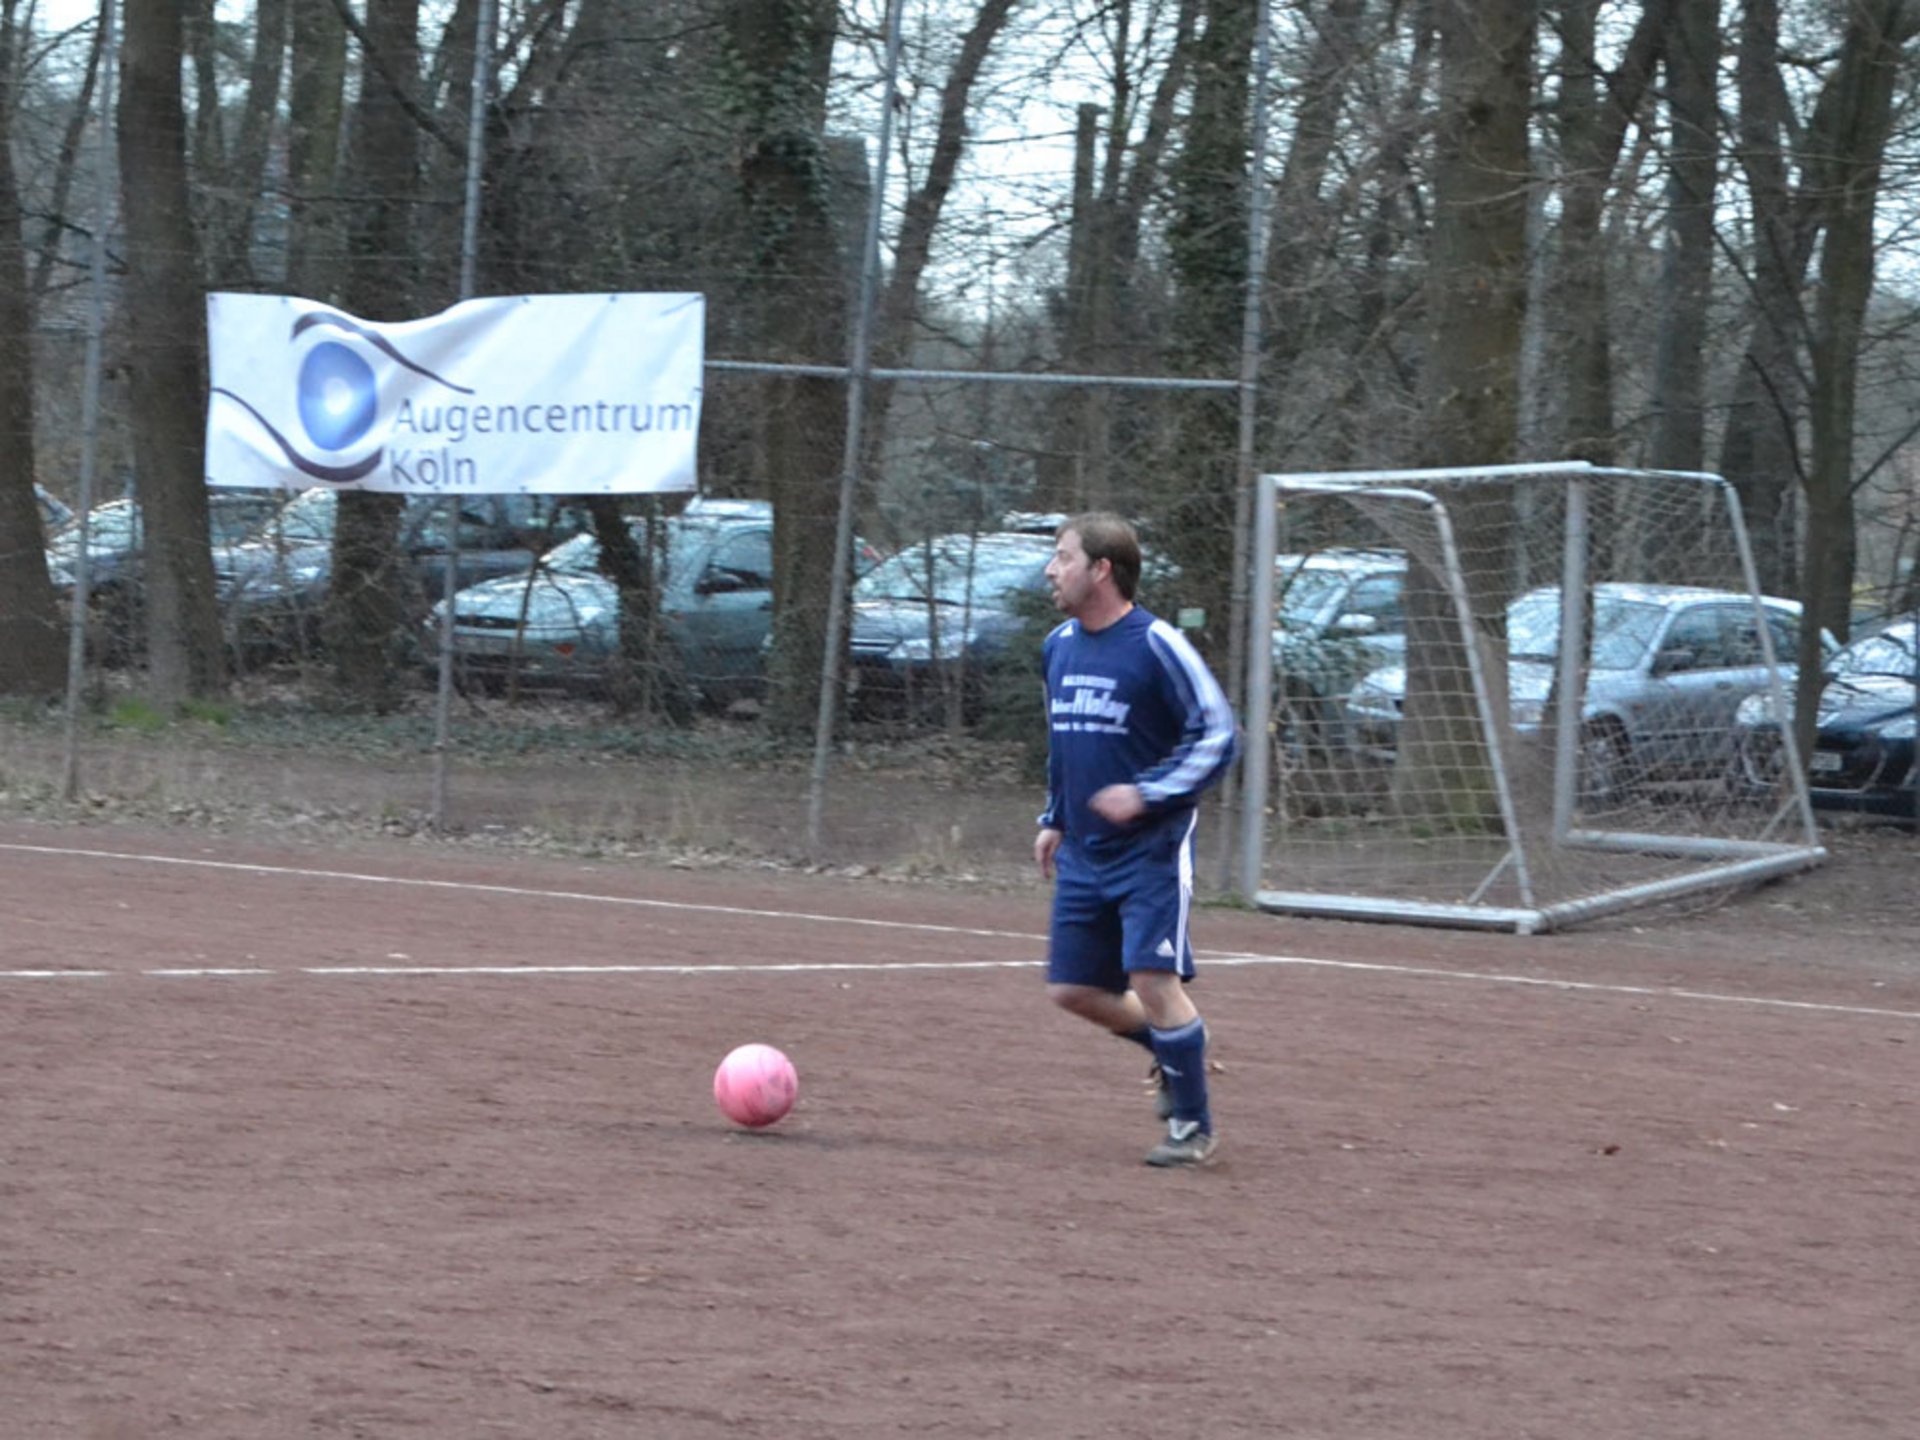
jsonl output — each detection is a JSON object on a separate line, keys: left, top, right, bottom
{"left": 2, "top": 840, "right": 1917, "bottom": 1023}
{"left": 0, "top": 840, "right": 1040, "bottom": 940}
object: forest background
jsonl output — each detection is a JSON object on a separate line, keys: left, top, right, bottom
{"left": 0, "top": 0, "right": 1916, "bottom": 859}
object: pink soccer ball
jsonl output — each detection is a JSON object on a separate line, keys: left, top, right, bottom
{"left": 713, "top": 1043, "right": 799, "bottom": 1129}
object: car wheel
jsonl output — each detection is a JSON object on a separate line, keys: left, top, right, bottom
{"left": 1577, "top": 720, "right": 1632, "bottom": 804}
{"left": 1734, "top": 725, "right": 1787, "bottom": 794}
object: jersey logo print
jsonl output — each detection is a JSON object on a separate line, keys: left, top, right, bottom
{"left": 1154, "top": 938, "right": 1176, "bottom": 959}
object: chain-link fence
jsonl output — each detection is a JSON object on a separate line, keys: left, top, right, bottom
{"left": 10, "top": 0, "right": 1919, "bottom": 885}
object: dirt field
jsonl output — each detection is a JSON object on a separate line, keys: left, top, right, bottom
{"left": 3, "top": 792, "right": 1916, "bottom": 1438}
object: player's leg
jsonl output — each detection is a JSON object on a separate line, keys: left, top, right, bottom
{"left": 1118, "top": 817, "right": 1216, "bottom": 1166}
{"left": 1045, "top": 838, "right": 1127, "bottom": 1017}
{"left": 1044, "top": 840, "right": 1159, "bottom": 1073}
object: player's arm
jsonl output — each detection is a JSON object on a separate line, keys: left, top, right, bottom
{"left": 1035, "top": 636, "right": 1065, "bottom": 878}
{"left": 1133, "top": 623, "right": 1239, "bottom": 813}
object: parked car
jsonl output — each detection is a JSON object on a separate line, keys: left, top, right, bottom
{"left": 216, "top": 487, "right": 588, "bottom": 657}
{"left": 1270, "top": 548, "right": 1408, "bottom": 751}
{"left": 47, "top": 490, "right": 287, "bottom": 590}
{"left": 47, "top": 489, "right": 290, "bottom": 656}
{"left": 431, "top": 506, "right": 775, "bottom": 704}
{"left": 1345, "top": 582, "right": 1823, "bottom": 798}
{"left": 1735, "top": 617, "right": 1917, "bottom": 824}
{"left": 845, "top": 530, "right": 1057, "bottom": 718}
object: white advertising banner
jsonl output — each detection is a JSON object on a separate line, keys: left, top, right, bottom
{"left": 205, "top": 292, "right": 704, "bottom": 495}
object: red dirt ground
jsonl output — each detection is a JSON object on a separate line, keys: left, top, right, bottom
{"left": 2, "top": 817, "right": 1916, "bottom": 1438}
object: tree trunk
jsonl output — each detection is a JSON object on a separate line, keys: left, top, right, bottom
{"left": 724, "top": 0, "right": 847, "bottom": 736}
{"left": 1794, "top": 0, "right": 1918, "bottom": 759}
{"left": 1647, "top": 0, "right": 1717, "bottom": 474}
{"left": 325, "top": 0, "right": 421, "bottom": 710}
{"left": 284, "top": 0, "right": 348, "bottom": 300}
{"left": 207, "top": 0, "right": 290, "bottom": 285}
{"left": 1719, "top": 0, "right": 1812, "bottom": 595}
{"left": 1261, "top": 0, "right": 1366, "bottom": 374}
{"left": 1163, "top": 0, "right": 1252, "bottom": 662}
{"left": 0, "top": 2, "right": 65, "bottom": 695}
{"left": 1547, "top": 0, "right": 1666, "bottom": 467}
{"left": 119, "top": 0, "right": 227, "bottom": 703}
{"left": 29, "top": 8, "right": 106, "bottom": 304}
{"left": 1394, "top": 0, "right": 1533, "bottom": 828}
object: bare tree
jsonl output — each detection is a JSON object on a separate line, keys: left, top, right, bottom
{"left": 1793, "top": 0, "right": 1920, "bottom": 754}
{"left": 118, "top": 0, "right": 226, "bottom": 702}
{"left": 27, "top": 4, "right": 105, "bottom": 304}
{"left": 1718, "top": 0, "right": 1810, "bottom": 593}
{"left": 284, "top": 0, "right": 348, "bottom": 300}
{"left": 324, "top": 0, "right": 421, "bottom": 709}
{"left": 722, "top": 0, "right": 849, "bottom": 735}
{"left": 0, "top": 0, "right": 64, "bottom": 695}
{"left": 1646, "top": 0, "right": 1718, "bottom": 473}
{"left": 206, "top": 0, "right": 290, "bottom": 284}
{"left": 1162, "top": 0, "right": 1253, "bottom": 660}
{"left": 1544, "top": 0, "right": 1667, "bottom": 466}
{"left": 1394, "top": 0, "right": 1534, "bottom": 824}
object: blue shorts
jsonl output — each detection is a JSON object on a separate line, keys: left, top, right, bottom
{"left": 1047, "top": 812, "right": 1198, "bottom": 993}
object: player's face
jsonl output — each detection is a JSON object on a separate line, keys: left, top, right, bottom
{"left": 1046, "top": 529, "right": 1106, "bottom": 616}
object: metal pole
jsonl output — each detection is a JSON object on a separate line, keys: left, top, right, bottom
{"left": 1238, "top": 473, "right": 1279, "bottom": 897}
{"left": 1222, "top": 0, "right": 1275, "bottom": 895}
{"left": 1551, "top": 475, "right": 1589, "bottom": 844}
{"left": 429, "top": 0, "right": 497, "bottom": 831}
{"left": 803, "top": 0, "right": 905, "bottom": 855}
{"left": 61, "top": 0, "right": 118, "bottom": 802}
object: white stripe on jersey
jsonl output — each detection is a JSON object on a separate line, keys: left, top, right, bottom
{"left": 1139, "top": 619, "right": 1236, "bottom": 806}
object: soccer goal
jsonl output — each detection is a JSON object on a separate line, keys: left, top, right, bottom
{"left": 1238, "top": 461, "right": 1827, "bottom": 933}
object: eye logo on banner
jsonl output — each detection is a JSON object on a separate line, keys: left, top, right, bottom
{"left": 212, "top": 311, "right": 474, "bottom": 485}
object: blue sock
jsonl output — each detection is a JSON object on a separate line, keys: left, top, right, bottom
{"left": 1149, "top": 1018, "right": 1210, "bottom": 1132}
{"left": 1118, "top": 1025, "right": 1155, "bottom": 1053}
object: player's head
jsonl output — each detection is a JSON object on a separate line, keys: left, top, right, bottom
{"left": 1055, "top": 512, "right": 1141, "bottom": 601}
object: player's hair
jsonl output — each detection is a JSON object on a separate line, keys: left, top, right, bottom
{"left": 1059, "top": 512, "right": 1142, "bottom": 600}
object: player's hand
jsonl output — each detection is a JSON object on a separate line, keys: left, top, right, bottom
{"left": 1089, "top": 784, "right": 1146, "bottom": 825}
{"left": 1034, "top": 827, "right": 1063, "bottom": 881}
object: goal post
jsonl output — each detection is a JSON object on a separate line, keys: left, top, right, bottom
{"left": 1239, "top": 462, "right": 1827, "bottom": 934}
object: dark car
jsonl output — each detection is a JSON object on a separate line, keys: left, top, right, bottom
{"left": 845, "top": 530, "right": 1056, "bottom": 718}
{"left": 47, "top": 490, "right": 287, "bottom": 590}
{"left": 433, "top": 506, "right": 775, "bottom": 704}
{"left": 216, "top": 487, "right": 588, "bottom": 657}
{"left": 47, "top": 489, "right": 290, "bottom": 656}
{"left": 1736, "top": 618, "right": 1917, "bottom": 824}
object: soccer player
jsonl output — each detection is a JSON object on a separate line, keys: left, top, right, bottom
{"left": 1034, "top": 513, "right": 1239, "bottom": 1167}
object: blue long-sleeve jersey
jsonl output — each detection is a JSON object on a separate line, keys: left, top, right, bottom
{"left": 1037, "top": 606, "right": 1239, "bottom": 853}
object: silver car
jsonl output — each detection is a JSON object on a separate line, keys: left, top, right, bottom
{"left": 1345, "top": 582, "right": 1822, "bottom": 796}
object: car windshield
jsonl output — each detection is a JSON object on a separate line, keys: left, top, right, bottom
{"left": 540, "top": 531, "right": 603, "bottom": 574}
{"left": 1275, "top": 568, "right": 1348, "bottom": 629}
{"left": 1507, "top": 592, "right": 1667, "bottom": 670}
{"left": 856, "top": 537, "right": 1047, "bottom": 606}
{"left": 529, "top": 517, "right": 725, "bottom": 580}
{"left": 1832, "top": 624, "right": 1917, "bottom": 681}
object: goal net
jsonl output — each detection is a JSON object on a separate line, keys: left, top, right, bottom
{"left": 1239, "top": 462, "right": 1827, "bottom": 933}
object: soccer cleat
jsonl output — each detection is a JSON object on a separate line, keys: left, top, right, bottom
{"left": 1145, "top": 1059, "right": 1175, "bottom": 1121}
{"left": 1144, "top": 1118, "right": 1218, "bottom": 1168}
